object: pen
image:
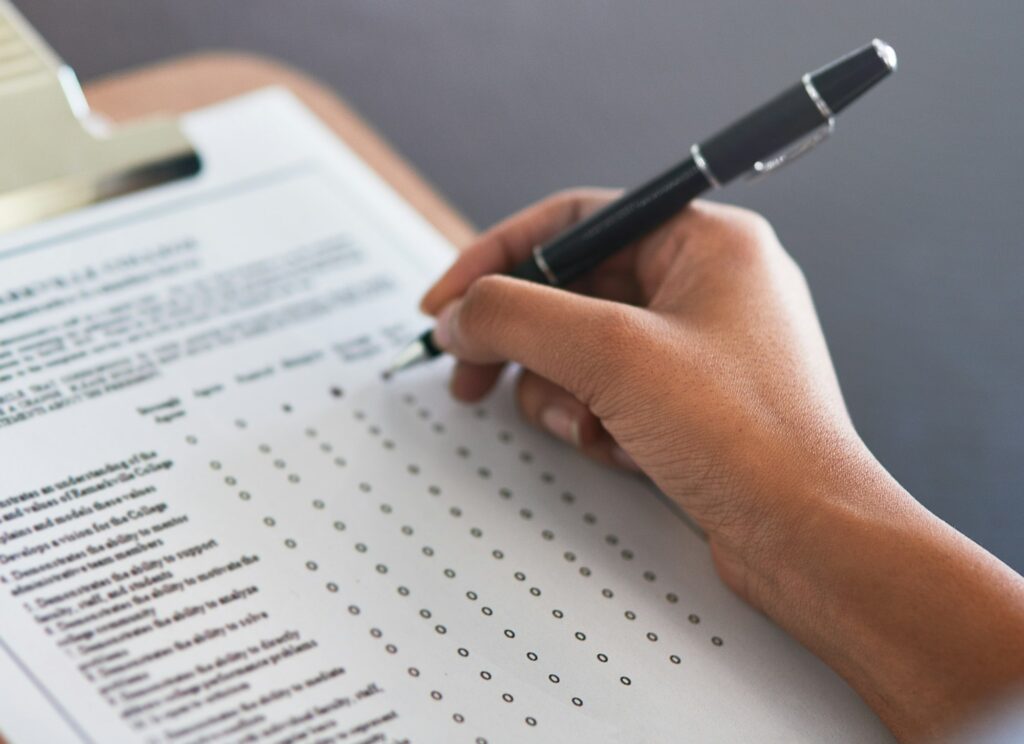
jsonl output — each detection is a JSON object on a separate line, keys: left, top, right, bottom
{"left": 384, "top": 38, "right": 897, "bottom": 379}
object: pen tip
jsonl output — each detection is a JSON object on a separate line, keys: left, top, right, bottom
{"left": 381, "top": 338, "right": 432, "bottom": 380}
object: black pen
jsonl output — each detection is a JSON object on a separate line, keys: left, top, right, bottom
{"left": 384, "top": 38, "right": 897, "bottom": 378}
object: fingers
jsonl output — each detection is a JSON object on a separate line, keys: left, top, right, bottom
{"left": 515, "top": 370, "right": 641, "bottom": 471}
{"left": 421, "top": 188, "right": 619, "bottom": 316}
{"left": 431, "top": 275, "right": 645, "bottom": 407}
{"left": 449, "top": 360, "right": 505, "bottom": 402}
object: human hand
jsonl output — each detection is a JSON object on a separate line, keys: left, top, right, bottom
{"left": 420, "top": 190, "right": 1024, "bottom": 742}
{"left": 421, "top": 189, "right": 862, "bottom": 607}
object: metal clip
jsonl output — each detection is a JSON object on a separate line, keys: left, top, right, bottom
{"left": 748, "top": 117, "right": 834, "bottom": 178}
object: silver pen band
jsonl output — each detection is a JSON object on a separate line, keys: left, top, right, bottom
{"left": 801, "top": 73, "right": 835, "bottom": 122}
{"left": 689, "top": 143, "right": 722, "bottom": 189}
{"left": 532, "top": 245, "right": 559, "bottom": 285}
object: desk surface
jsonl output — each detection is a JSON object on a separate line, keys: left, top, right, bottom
{"left": 21, "top": 1, "right": 1024, "bottom": 571}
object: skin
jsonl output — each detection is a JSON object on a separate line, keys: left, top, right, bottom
{"left": 419, "top": 190, "right": 1024, "bottom": 742}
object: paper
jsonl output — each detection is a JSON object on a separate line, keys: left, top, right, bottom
{"left": 0, "top": 89, "right": 891, "bottom": 743}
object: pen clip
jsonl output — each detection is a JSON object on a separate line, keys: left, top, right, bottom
{"left": 747, "top": 117, "right": 835, "bottom": 179}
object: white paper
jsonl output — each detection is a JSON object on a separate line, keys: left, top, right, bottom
{"left": 0, "top": 89, "right": 891, "bottom": 744}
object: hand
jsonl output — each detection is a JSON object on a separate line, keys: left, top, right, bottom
{"left": 422, "top": 190, "right": 1024, "bottom": 742}
{"left": 422, "top": 189, "right": 857, "bottom": 606}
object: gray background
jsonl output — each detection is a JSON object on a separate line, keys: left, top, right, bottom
{"left": 20, "top": 1, "right": 1023, "bottom": 570}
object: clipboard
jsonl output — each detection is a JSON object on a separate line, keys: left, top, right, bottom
{"left": 0, "top": 8, "right": 476, "bottom": 743}
{"left": 0, "top": 0, "right": 475, "bottom": 246}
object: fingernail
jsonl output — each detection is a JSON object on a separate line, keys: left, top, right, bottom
{"left": 541, "top": 407, "right": 580, "bottom": 447}
{"left": 611, "top": 445, "right": 640, "bottom": 471}
{"left": 433, "top": 301, "right": 458, "bottom": 350}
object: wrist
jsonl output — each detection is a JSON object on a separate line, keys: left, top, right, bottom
{"left": 719, "top": 433, "right": 920, "bottom": 618}
{"left": 732, "top": 438, "right": 1024, "bottom": 740}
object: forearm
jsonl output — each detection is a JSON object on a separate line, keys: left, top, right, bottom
{"left": 756, "top": 451, "right": 1024, "bottom": 741}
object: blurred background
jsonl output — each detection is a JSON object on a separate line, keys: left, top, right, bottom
{"left": 20, "top": 1, "right": 1023, "bottom": 571}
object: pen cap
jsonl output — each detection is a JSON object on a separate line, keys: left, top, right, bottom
{"left": 810, "top": 39, "right": 897, "bottom": 116}
{"left": 696, "top": 82, "right": 825, "bottom": 184}
{"left": 694, "top": 39, "right": 896, "bottom": 185}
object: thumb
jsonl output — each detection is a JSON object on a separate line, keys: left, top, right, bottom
{"left": 432, "top": 275, "right": 631, "bottom": 406}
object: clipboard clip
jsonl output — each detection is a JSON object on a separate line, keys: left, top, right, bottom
{"left": 0, "top": 0, "right": 201, "bottom": 232}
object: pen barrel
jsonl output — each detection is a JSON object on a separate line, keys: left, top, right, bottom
{"left": 511, "top": 159, "right": 709, "bottom": 287}
{"left": 697, "top": 82, "right": 825, "bottom": 184}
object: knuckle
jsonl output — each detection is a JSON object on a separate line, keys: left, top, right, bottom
{"left": 699, "top": 204, "right": 780, "bottom": 267}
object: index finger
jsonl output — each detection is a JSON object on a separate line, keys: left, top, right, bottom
{"left": 420, "top": 188, "right": 619, "bottom": 316}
